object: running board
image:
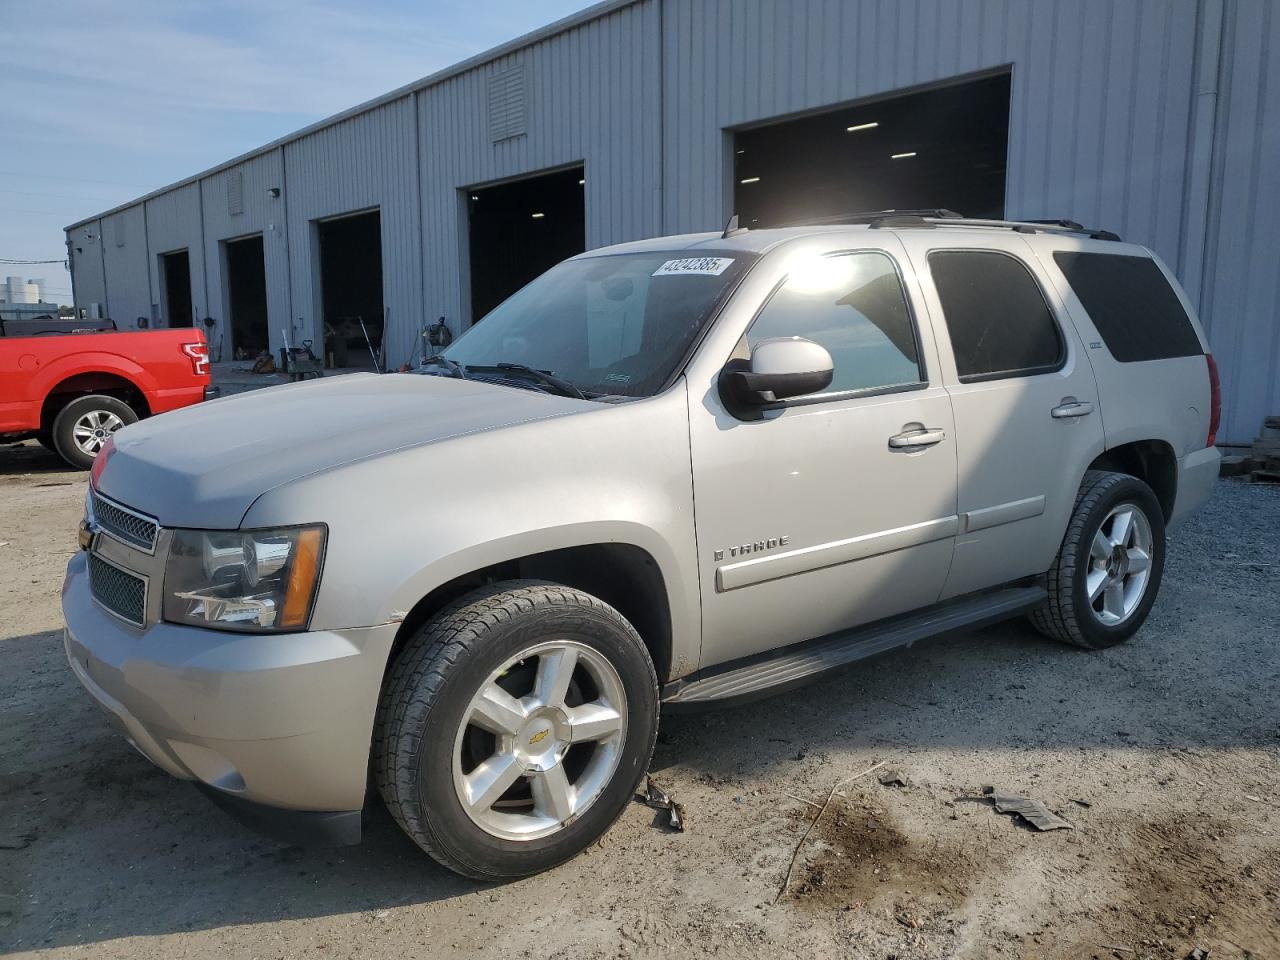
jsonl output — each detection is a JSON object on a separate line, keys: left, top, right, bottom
{"left": 661, "top": 584, "right": 1047, "bottom": 709}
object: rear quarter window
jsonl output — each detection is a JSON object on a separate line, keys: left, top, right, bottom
{"left": 1052, "top": 251, "right": 1203, "bottom": 362}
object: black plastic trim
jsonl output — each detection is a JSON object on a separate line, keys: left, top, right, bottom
{"left": 661, "top": 583, "right": 1047, "bottom": 710}
{"left": 196, "top": 784, "right": 362, "bottom": 847}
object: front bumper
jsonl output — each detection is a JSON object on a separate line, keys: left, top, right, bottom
{"left": 62, "top": 551, "right": 397, "bottom": 839}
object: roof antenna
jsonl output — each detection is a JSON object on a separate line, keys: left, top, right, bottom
{"left": 721, "top": 214, "right": 746, "bottom": 239}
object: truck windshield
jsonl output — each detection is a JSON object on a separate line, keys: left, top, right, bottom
{"left": 439, "top": 250, "right": 756, "bottom": 398}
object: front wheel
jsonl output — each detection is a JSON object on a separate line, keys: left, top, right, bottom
{"left": 374, "top": 581, "right": 659, "bottom": 880}
{"left": 1030, "top": 470, "right": 1166, "bottom": 649}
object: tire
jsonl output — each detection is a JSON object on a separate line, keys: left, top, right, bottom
{"left": 374, "top": 580, "right": 659, "bottom": 881}
{"left": 36, "top": 431, "right": 57, "bottom": 454}
{"left": 1030, "top": 470, "right": 1166, "bottom": 650}
{"left": 51, "top": 395, "right": 138, "bottom": 470}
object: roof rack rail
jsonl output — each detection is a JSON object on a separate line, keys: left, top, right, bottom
{"left": 778, "top": 209, "right": 964, "bottom": 228}
{"left": 776, "top": 210, "right": 1122, "bottom": 242}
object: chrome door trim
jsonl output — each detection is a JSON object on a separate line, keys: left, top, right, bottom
{"left": 715, "top": 515, "right": 959, "bottom": 592}
{"left": 961, "top": 495, "right": 1047, "bottom": 534}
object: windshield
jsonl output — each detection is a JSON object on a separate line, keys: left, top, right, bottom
{"left": 440, "top": 250, "right": 756, "bottom": 398}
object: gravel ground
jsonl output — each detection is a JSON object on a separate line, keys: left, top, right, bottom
{"left": 0, "top": 439, "right": 1277, "bottom": 959}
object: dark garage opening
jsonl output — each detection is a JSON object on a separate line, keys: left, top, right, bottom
{"left": 733, "top": 72, "right": 1011, "bottom": 227}
{"left": 160, "top": 250, "right": 193, "bottom": 328}
{"left": 317, "top": 209, "right": 384, "bottom": 368}
{"left": 467, "top": 165, "right": 585, "bottom": 324}
{"left": 225, "top": 234, "right": 268, "bottom": 357}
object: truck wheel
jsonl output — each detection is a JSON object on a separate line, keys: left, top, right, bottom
{"left": 375, "top": 581, "right": 659, "bottom": 881}
{"left": 1030, "top": 470, "right": 1166, "bottom": 650}
{"left": 51, "top": 395, "right": 138, "bottom": 470}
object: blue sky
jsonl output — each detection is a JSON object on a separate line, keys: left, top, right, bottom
{"left": 0, "top": 0, "right": 596, "bottom": 305}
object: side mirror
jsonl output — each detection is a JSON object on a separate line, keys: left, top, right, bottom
{"left": 722, "top": 337, "right": 834, "bottom": 405}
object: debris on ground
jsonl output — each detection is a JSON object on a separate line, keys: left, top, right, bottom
{"left": 979, "top": 787, "right": 1073, "bottom": 831}
{"left": 877, "top": 768, "right": 910, "bottom": 788}
{"left": 1185, "top": 948, "right": 1209, "bottom": 960}
{"left": 635, "top": 776, "right": 685, "bottom": 832}
{"left": 775, "top": 760, "right": 886, "bottom": 903}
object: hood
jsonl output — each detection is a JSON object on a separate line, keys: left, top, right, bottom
{"left": 96, "top": 373, "right": 589, "bottom": 528}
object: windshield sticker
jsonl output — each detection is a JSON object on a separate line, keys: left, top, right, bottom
{"left": 603, "top": 373, "right": 632, "bottom": 384}
{"left": 652, "top": 257, "right": 735, "bottom": 277}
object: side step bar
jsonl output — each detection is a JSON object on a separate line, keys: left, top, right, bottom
{"left": 661, "top": 584, "right": 1047, "bottom": 709}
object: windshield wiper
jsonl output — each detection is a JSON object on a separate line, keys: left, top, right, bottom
{"left": 420, "top": 355, "right": 467, "bottom": 378}
{"left": 470, "top": 362, "right": 586, "bottom": 400}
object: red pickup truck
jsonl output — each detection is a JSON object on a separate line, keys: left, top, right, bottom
{"left": 0, "top": 321, "right": 217, "bottom": 469}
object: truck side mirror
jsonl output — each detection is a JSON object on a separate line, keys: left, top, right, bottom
{"left": 722, "top": 337, "right": 834, "bottom": 405}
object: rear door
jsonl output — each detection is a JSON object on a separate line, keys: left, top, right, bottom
{"left": 896, "top": 232, "right": 1106, "bottom": 598}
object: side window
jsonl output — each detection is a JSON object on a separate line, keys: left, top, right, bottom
{"left": 746, "top": 251, "right": 923, "bottom": 396}
{"left": 929, "top": 250, "right": 1064, "bottom": 382}
{"left": 1052, "top": 251, "right": 1202, "bottom": 362}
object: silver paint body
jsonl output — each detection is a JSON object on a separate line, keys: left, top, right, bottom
{"left": 62, "top": 223, "right": 1220, "bottom": 814}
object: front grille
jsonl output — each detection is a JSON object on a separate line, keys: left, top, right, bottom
{"left": 92, "top": 491, "right": 158, "bottom": 553}
{"left": 88, "top": 554, "right": 147, "bottom": 626}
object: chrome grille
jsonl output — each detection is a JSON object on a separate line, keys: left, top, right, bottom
{"left": 91, "top": 490, "right": 158, "bottom": 553}
{"left": 88, "top": 554, "right": 147, "bottom": 626}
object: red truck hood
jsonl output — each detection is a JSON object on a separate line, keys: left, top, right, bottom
{"left": 94, "top": 372, "right": 589, "bottom": 528}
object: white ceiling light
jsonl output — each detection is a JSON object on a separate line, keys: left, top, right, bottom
{"left": 531, "top": 212, "right": 546, "bottom": 219}
{"left": 578, "top": 178, "right": 585, "bottom": 185}
{"left": 846, "top": 121, "right": 879, "bottom": 132}
{"left": 891, "top": 151, "right": 917, "bottom": 159}
{"left": 739, "top": 176, "right": 761, "bottom": 185}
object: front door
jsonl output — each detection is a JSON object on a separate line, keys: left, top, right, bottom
{"left": 896, "top": 233, "right": 1105, "bottom": 598}
{"left": 687, "top": 239, "right": 959, "bottom": 671}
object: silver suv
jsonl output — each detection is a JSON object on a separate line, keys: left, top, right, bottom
{"left": 63, "top": 213, "right": 1221, "bottom": 880}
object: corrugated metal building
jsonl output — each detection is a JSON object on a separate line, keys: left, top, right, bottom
{"left": 64, "top": 0, "right": 1278, "bottom": 443}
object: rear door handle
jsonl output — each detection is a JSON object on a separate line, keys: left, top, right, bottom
{"left": 889, "top": 428, "right": 947, "bottom": 449}
{"left": 1051, "top": 399, "right": 1094, "bottom": 419}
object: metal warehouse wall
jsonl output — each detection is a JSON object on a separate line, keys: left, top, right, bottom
{"left": 1199, "top": 0, "right": 1280, "bottom": 443}
{"left": 198, "top": 148, "right": 291, "bottom": 360}
{"left": 419, "top": 0, "right": 662, "bottom": 339}
{"left": 144, "top": 182, "right": 208, "bottom": 323}
{"left": 66, "top": 0, "right": 1277, "bottom": 442}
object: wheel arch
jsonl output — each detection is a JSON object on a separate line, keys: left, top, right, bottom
{"left": 1087, "top": 439, "right": 1177, "bottom": 522}
{"left": 40, "top": 370, "right": 152, "bottom": 431}
{"left": 384, "top": 541, "right": 676, "bottom": 690}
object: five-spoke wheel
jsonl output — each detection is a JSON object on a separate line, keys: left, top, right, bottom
{"left": 375, "top": 582, "right": 658, "bottom": 881}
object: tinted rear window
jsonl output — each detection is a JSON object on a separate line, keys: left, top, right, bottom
{"left": 1053, "top": 251, "right": 1202, "bottom": 362}
{"left": 929, "top": 250, "right": 1064, "bottom": 382}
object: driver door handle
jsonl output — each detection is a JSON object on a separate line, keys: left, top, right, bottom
{"left": 889, "top": 428, "right": 947, "bottom": 449}
{"left": 1051, "top": 399, "right": 1094, "bottom": 419}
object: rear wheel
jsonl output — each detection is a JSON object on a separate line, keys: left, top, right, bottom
{"left": 375, "top": 581, "right": 658, "bottom": 880}
{"left": 50, "top": 395, "right": 137, "bottom": 469}
{"left": 1030, "top": 470, "right": 1166, "bottom": 649}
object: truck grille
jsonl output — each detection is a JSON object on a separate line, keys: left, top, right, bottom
{"left": 91, "top": 490, "right": 159, "bottom": 553}
{"left": 88, "top": 554, "right": 147, "bottom": 626}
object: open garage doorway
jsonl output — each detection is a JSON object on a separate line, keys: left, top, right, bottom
{"left": 224, "top": 234, "right": 268, "bottom": 358}
{"left": 733, "top": 71, "right": 1011, "bottom": 227}
{"left": 317, "top": 209, "right": 384, "bottom": 369}
{"left": 466, "top": 164, "right": 585, "bottom": 324}
{"left": 160, "top": 249, "right": 193, "bottom": 328}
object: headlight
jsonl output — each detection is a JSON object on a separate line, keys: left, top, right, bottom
{"left": 163, "top": 525, "right": 326, "bottom": 632}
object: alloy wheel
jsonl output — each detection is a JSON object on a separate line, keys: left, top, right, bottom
{"left": 71, "top": 409, "right": 125, "bottom": 457}
{"left": 451, "top": 639, "right": 627, "bottom": 841}
{"left": 1085, "top": 503, "right": 1154, "bottom": 626}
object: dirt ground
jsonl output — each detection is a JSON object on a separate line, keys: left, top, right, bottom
{"left": 1, "top": 438, "right": 1277, "bottom": 959}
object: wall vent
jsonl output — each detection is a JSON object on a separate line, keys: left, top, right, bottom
{"left": 228, "top": 172, "right": 244, "bottom": 216}
{"left": 488, "top": 65, "right": 527, "bottom": 143}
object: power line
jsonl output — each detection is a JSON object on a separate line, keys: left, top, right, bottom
{"left": 0, "top": 258, "right": 67, "bottom": 265}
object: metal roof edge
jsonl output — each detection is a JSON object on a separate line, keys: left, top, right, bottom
{"left": 64, "top": 0, "right": 640, "bottom": 232}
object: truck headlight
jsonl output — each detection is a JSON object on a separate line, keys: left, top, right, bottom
{"left": 163, "top": 525, "right": 326, "bottom": 632}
